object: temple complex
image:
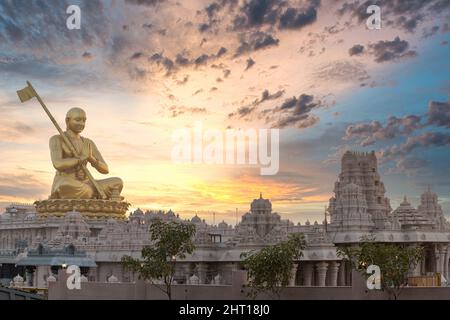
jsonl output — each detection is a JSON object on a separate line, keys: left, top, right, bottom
{"left": 0, "top": 151, "right": 449, "bottom": 290}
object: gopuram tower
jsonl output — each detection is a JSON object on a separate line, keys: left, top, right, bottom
{"left": 328, "top": 151, "right": 391, "bottom": 231}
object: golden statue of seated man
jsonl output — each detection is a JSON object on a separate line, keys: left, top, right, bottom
{"left": 49, "top": 107, "right": 123, "bottom": 200}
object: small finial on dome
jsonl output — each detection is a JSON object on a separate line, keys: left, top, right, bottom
{"left": 259, "top": 192, "right": 262, "bottom": 199}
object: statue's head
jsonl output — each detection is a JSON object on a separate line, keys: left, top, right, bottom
{"left": 65, "top": 107, "right": 86, "bottom": 134}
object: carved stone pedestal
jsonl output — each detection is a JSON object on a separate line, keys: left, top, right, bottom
{"left": 34, "top": 199, "right": 130, "bottom": 220}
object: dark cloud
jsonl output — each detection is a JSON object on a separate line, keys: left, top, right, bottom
{"left": 175, "top": 53, "right": 190, "bottom": 66}
{"left": 109, "top": 34, "right": 132, "bottom": 63}
{"left": 443, "top": 23, "right": 450, "bottom": 32}
{"left": 259, "top": 89, "right": 285, "bottom": 104}
{"left": 82, "top": 52, "right": 93, "bottom": 60}
{"left": 394, "top": 15, "right": 423, "bottom": 33}
{"left": 223, "top": 69, "right": 231, "bottom": 78}
{"left": 379, "top": 132, "right": 450, "bottom": 161}
{"left": 200, "top": 0, "right": 239, "bottom": 32}
{"left": 397, "top": 157, "right": 428, "bottom": 169}
{"left": 252, "top": 32, "right": 279, "bottom": 50}
{"left": 216, "top": 47, "right": 228, "bottom": 57}
{"left": 175, "top": 75, "right": 189, "bottom": 85}
{"left": 206, "top": 2, "right": 221, "bottom": 18}
{"left": 204, "top": 0, "right": 239, "bottom": 19}
{"left": 199, "top": 23, "right": 211, "bottom": 32}
{"left": 233, "top": 0, "right": 282, "bottom": 29}
{"left": 368, "top": 37, "right": 417, "bottom": 63}
{"left": 344, "top": 115, "right": 423, "bottom": 146}
{"left": 125, "top": 0, "right": 165, "bottom": 6}
{"left": 268, "top": 94, "right": 323, "bottom": 129}
{"left": 428, "top": 99, "right": 450, "bottom": 128}
{"left": 279, "top": 6, "right": 318, "bottom": 30}
{"left": 228, "top": 106, "right": 256, "bottom": 119}
{"left": 0, "top": 0, "right": 109, "bottom": 54}
{"left": 149, "top": 52, "right": 175, "bottom": 75}
{"left": 429, "top": 0, "right": 450, "bottom": 12}
{"left": 228, "top": 89, "right": 285, "bottom": 119}
{"left": 168, "top": 106, "right": 207, "bottom": 117}
{"left": 194, "top": 54, "right": 210, "bottom": 66}
{"left": 130, "top": 52, "right": 145, "bottom": 60}
{"left": 348, "top": 44, "right": 365, "bottom": 56}
{"left": 232, "top": 0, "right": 320, "bottom": 31}
{"left": 245, "top": 57, "right": 255, "bottom": 70}
{"left": 148, "top": 48, "right": 226, "bottom": 73}
{"left": 423, "top": 25, "right": 440, "bottom": 38}
{"left": 235, "top": 31, "right": 279, "bottom": 57}
{"left": 388, "top": 157, "right": 429, "bottom": 175}
{"left": 344, "top": 98, "right": 450, "bottom": 160}
{"left": 337, "top": 0, "right": 450, "bottom": 32}
{"left": 128, "top": 66, "right": 147, "bottom": 80}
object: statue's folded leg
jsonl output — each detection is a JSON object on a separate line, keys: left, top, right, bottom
{"left": 52, "top": 176, "right": 95, "bottom": 199}
{"left": 96, "top": 177, "right": 123, "bottom": 199}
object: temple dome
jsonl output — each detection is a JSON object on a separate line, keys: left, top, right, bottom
{"left": 218, "top": 221, "right": 228, "bottom": 229}
{"left": 250, "top": 193, "right": 272, "bottom": 214}
{"left": 392, "top": 196, "right": 434, "bottom": 230}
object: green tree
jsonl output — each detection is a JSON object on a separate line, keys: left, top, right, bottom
{"left": 337, "top": 235, "right": 424, "bottom": 300}
{"left": 241, "top": 233, "right": 306, "bottom": 299}
{"left": 121, "top": 219, "right": 196, "bottom": 300}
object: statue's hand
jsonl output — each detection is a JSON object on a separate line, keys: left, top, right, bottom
{"left": 86, "top": 144, "right": 98, "bottom": 165}
{"left": 79, "top": 143, "right": 97, "bottom": 166}
{"left": 77, "top": 154, "right": 89, "bottom": 167}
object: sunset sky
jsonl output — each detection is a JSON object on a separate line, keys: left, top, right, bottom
{"left": 0, "top": 0, "right": 449, "bottom": 224}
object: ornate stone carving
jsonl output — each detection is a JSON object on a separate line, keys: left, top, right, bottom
{"left": 34, "top": 199, "right": 129, "bottom": 219}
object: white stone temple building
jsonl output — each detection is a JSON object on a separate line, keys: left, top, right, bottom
{"left": 0, "top": 151, "right": 449, "bottom": 289}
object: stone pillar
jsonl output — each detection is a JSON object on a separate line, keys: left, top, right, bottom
{"left": 437, "top": 246, "right": 446, "bottom": 276}
{"left": 88, "top": 267, "right": 97, "bottom": 282}
{"left": 410, "top": 245, "right": 421, "bottom": 277}
{"left": 328, "top": 261, "right": 340, "bottom": 287}
{"left": 421, "top": 258, "right": 426, "bottom": 275}
{"left": 412, "top": 260, "right": 421, "bottom": 277}
{"left": 435, "top": 247, "right": 441, "bottom": 275}
{"left": 183, "top": 263, "right": 192, "bottom": 284}
{"left": 289, "top": 263, "right": 298, "bottom": 286}
{"left": 223, "top": 263, "right": 236, "bottom": 285}
{"left": 25, "top": 267, "right": 34, "bottom": 287}
{"left": 196, "top": 263, "right": 208, "bottom": 284}
{"left": 444, "top": 247, "right": 449, "bottom": 280}
{"left": 316, "top": 262, "right": 328, "bottom": 287}
{"left": 32, "top": 267, "right": 37, "bottom": 287}
{"left": 338, "top": 261, "right": 346, "bottom": 286}
{"left": 303, "top": 263, "right": 313, "bottom": 286}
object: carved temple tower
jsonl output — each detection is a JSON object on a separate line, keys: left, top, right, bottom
{"left": 328, "top": 151, "right": 391, "bottom": 231}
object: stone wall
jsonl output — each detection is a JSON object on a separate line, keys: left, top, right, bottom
{"left": 48, "top": 269, "right": 450, "bottom": 300}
